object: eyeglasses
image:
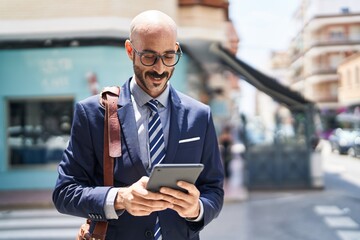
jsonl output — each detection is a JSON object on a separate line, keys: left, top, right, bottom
{"left": 130, "top": 42, "right": 182, "bottom": 67}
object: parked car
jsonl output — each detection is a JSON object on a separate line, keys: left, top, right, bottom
{"left": 328, "top": 128, "right": 359, "bottom": 155}
{"left": 348, "top": 135, "right": 360, "bottom": 158}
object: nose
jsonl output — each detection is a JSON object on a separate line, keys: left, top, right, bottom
{"left": 152, "top": 56, "right": 166, "bottom": 74}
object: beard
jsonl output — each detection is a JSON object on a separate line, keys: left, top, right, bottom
{"left": 133, "top": 63, "right": 175, "bottom": 96}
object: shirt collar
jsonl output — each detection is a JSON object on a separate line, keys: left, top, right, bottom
{"left": 130, "top": 75, "right": 169, "bottom": 108}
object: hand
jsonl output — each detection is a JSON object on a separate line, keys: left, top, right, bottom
{"left": 114, "top": 176, "right": 173, "bottom": 216}
{"left": 159, "top": 181, "right": 200, "bottom": 219}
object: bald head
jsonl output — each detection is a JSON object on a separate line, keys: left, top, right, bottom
{"left": 125, "top": 10, "right": 180, "bottom": 98}
{"left": 129, "top": 10, "right": 177, "bottom": 44}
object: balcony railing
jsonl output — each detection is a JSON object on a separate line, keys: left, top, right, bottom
{"left": 311, "top": 94, "right": 338, "bottom": 103}
{"left": 307, "top": 67, "right": 338, "bottom": 77}
{"left": 307, "top": 37, "right": 360, "bottom": 48}
{"left": 179, "top": 0, "right": 228, "bottom": 8}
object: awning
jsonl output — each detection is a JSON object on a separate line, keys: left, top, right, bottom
{"left": 210, "top": 43, "right": 313, "bottom": 110}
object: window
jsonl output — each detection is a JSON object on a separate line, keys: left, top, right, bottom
{"left": 329, "top": 54, "right": 343, "bottom": 69}
{"left": 8, "top": 98, "right": 73, "bottom": 168}
{"left": 347, "top": 69, "right": 352, "bottom": 88}
{"left": 330, "top": 82, "right": 338, "bottom": 98}
{"left": 328, "top": 27, "right": 345, "bottom": 42}
{"left": 338, "top": 72, "right": 343, "bottom": 88}
{"left": 341, "top": 7, "right": 350, "bottom": 14}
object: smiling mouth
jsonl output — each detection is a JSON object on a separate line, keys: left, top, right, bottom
{"left": 151, "top": 76, "right": 163, "bottom": 81}
{"left": 147, "top": 72, "right": 168, "bottom": 80}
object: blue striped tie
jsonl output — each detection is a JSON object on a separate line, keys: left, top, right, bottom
{"left": 147, "top": 100, "right": 166, "bottom": 168}
{"left": 147, "top": 99, "right": 165, "bottom": 240}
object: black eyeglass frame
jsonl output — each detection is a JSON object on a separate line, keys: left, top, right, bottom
{"left": 130, "top": 41, "right": 183, "bottom": 67}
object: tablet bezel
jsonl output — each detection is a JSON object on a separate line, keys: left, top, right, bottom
{"left": 146, "top": 163, "right": 204, "bottom": 193}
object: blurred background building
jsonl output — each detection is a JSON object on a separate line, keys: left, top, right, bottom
{"left": 2, "top": 0, "right": 345, "bottom": 192}
{"left": 338, "top": 53, "right": 360, "bottom": 110}
{"left": 288, "top": 0, "right": 360, "bottom": 138}
{"left": 0, "top": 0, "right": 241, "bottom": 190}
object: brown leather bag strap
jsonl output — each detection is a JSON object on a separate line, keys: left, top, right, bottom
{"left": 91, "top": 221, "right": 109, "bottom": 240}
{"left": 102, "top": 86, "right": 122, "bottom": 158}
{"left": 91, "top": 86, "right": 121, "bottom": 240}
{"left": 101, "top": 86, "right": 121, "bottom": 185}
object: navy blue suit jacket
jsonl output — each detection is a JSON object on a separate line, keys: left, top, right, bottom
{"left": 53, "top": 78, "right": 224, "bottom": 240}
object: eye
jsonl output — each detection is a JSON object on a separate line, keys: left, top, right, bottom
{"left": 142, "top": 53, "right": 156, "bottom": 59}
{"left": 163, "top": 53, "right": 176, "bottom": 59}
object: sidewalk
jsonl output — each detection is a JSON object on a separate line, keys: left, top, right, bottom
{"left": 0, "top": 189, "right": 54, "bottom": 210}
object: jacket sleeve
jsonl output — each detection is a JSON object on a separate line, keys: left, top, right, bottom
{"left": 52, "top": 99, "right": 110, "bottom": 221}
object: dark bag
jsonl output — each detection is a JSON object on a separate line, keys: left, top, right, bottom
{"left": 76, "top": 86, "right": 121, "bottom": 240}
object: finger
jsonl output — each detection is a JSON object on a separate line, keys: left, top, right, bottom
{"left": 160, "top": 187, "right": 188, "bottom": 200}
{"left": 170, "top": 199, "right": 200, "bottom": 219}
{"left": 177, "top": 181, "right": 197, "bottom": 195}
{"left": 132, "top": 197, "right": 173, "bottom": 209}
{"left": 133, "top": 188, "right": 171, "bottom": 201}
{"left": 160, "top": 185, "right": 198, "bottom": 205}
{"left": 138, "top": 176, "right": 150, "bottom": 184}
{"left": 159, "top": 189, "right": 193, "bottom": 210}
{"left": 133, "top": 202, "right": 169, "bottom": 212}
{"left": 169, "top": 204, "right": 191, "bottom": 218}
{"left": 126, "top": 201, "right": 171, "bottom": 215}
{"left": 127, "top": 207, "right": 152, "bottom": 216}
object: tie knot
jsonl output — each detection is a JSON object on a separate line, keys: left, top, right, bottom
{"left": 147, "top": 99, "right": 159, "bottom": 112}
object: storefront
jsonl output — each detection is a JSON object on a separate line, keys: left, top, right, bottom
{"left": 210, "top": 43, "right": 324, "bottom": 189}
{"left": 0, "top": 39, "right": 188, "bottom": 190}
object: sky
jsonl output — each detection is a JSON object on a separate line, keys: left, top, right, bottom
{"left": 228, "top": 0, "right": 300, "bottom": 116}
{"left": 229, "top": 0, "right": 300, "bottom": 71}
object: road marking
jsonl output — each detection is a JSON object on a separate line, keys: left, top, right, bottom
{"left": 314, "top": 205, "right": 360, "bottom": 239}
{"left": 337, "top": 230, "right": 360, "bottom": 240}
{"left": 324, "top": 216, "right": 359, "bottom": 228}
{"left": 314, "top": 205, "right": 345, "bottom": 215}
{"left": 0, "top": 209, "right": 84, "bottom": 239}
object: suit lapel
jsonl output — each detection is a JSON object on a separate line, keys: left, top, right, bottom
{"left": 117, "top": 80, "right": 148, "bottom": 176}
{"left": 116, "top": 80, "right": 185, "bottom": 172}
{"left": 164, "top": 87, "right": 185, "bottom": 164}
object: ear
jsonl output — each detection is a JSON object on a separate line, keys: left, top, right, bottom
{"left": 125, "top": 40, "right": 134, "bottom": 60}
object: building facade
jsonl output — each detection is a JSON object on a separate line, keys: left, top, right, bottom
{"left": 0, "top": 0, "right": 239, "bottom": 190}
{"left": 337, "top": 52, "right": 360, "bottom": 129}
{"left": 288, "top": 0, "right": 360, "bottom": 138}
{"left": 289, "top": 0, "right": 360, "bottom": 109}
{"left": 338, "top": 52, "right": 360, "bottom": 106}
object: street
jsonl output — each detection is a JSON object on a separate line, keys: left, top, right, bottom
{"left": 0, "top": 208, "right": 83, "bottom": 240}
{"left": 1, "top": 147, "right": 360, "bottom": 240}
{"left": 201, "top": 144, "right": 360, "bottom": 240}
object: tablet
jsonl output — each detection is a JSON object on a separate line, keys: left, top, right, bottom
{"left": 147, "top": 163, "right": 204, "bottom": 193}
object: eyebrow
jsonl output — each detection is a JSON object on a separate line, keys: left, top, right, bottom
{"left": 141, "top": 48, "right": 177, "bottom": 54}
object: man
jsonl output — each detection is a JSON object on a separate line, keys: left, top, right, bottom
{"left": 53, "top": 10, "right": 224, "bottom": 239}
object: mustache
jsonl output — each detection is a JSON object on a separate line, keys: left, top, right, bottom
{"left": 146, "top": 72, "right": 169, "bottom": 79}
